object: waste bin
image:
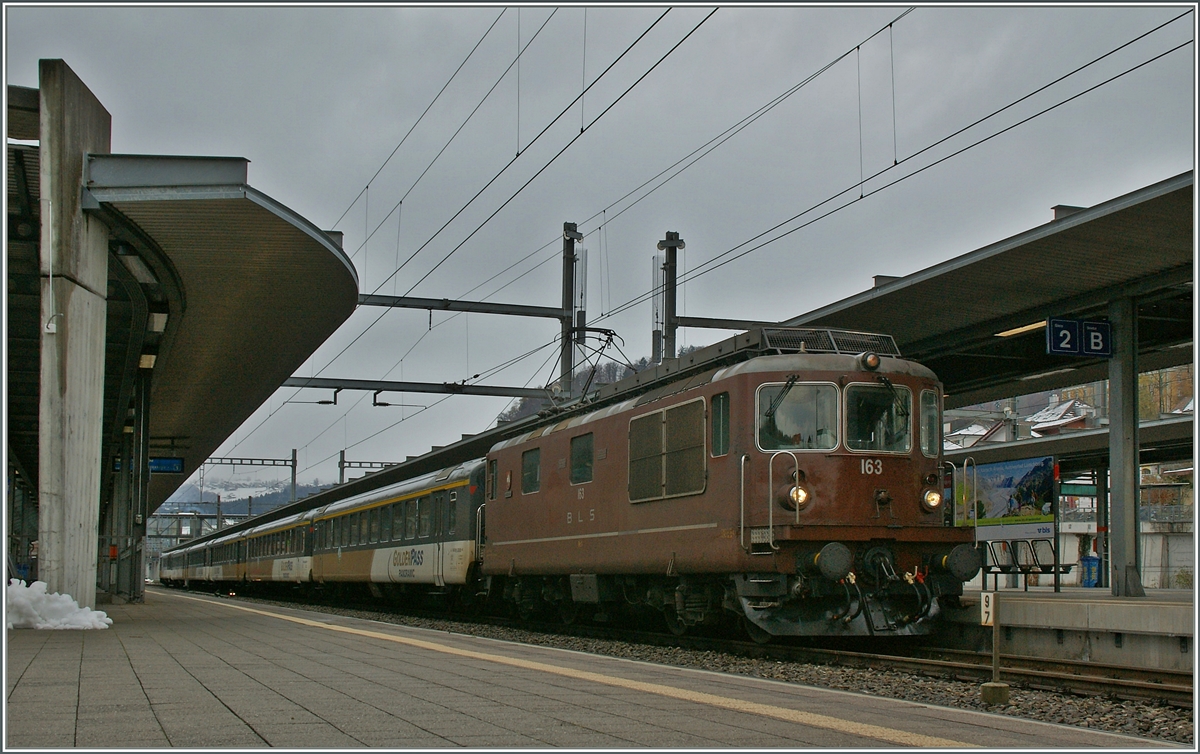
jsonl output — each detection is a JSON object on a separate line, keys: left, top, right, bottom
{"left": 1080, "top": 555, "right": 1100, "bottom": 588}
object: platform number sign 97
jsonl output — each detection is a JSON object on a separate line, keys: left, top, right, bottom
{"left": 980, "top": 592, "right": 995, "bottom": 626}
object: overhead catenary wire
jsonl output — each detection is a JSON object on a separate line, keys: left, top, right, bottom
{"left": 271, "top": 8, "right": 684, "bottom": 414}
{"left": 397, "top": 8, "right": 719, "bottom": 298}
{"left": 298, "top": 336, "right": 565, "bottom": 475}
{"left": 228, "top": 8, "right": 572, "bottom": 454}
{"left": 284, "top": 23, "right": 1191, "bottom": 473}
{"left": 672, "top": 9, "right": 1194, "bottom": 286}
{"left": 330, "top": 8, "right": 507, "bottom": 232}
{"left": 244, "top": 9, "right": 1189, "bottom": 472}
{"left": 345, "top": 9, "right": 562, "bottom": 265}
{"left": 366, "top": 8, "right": 674, "bottom": 292}
{"left": 505, "top": 4, "right": 1188, "bottom": 318}
{"left": 597, "top": 30, "right": 1194, "bottom": 323}
{"left": 303, "top": 4, "right": 916, "bottom": 404}
{"left": 450, "top": 7, "right": 916, "bottom": 323}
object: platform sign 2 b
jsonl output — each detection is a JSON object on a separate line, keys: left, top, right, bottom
{"left": 1047, "top": 318, "right": 1111, "bottom": 357}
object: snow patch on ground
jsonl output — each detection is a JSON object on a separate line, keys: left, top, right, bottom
{"left": 6, "top": 580, "right": 112, "bottom": 629}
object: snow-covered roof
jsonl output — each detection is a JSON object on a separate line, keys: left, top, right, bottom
{"left": 1023, "top": 398, "right": 1090, "bottom": 424}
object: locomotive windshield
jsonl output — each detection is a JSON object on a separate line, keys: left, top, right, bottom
{"left": 846, "top": 384, "right": 911, "bottom": 452}
{"left": 757, "top": 382, "right": 838, "bottom": 450}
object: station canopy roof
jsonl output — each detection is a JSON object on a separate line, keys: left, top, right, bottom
{"left": 784, "top": 171, "right": 1194, "bottom": 410}
{"left": 86, "top": 155, "right": 360, "bottom": 510}
{"left": 5, "top": 135, "right": 359, "bottom": 512}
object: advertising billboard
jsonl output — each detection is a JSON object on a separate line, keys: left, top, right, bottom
{"left": 957, "top": 456, "right": 1056, "bottom": 542}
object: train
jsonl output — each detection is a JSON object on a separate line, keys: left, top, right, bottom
{"left": 161, "top": 327, "right": 981, "bottom": 641}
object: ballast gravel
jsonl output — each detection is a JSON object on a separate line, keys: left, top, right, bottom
{"left": 229, "top": 595, "right": 1194, "bottom": 745}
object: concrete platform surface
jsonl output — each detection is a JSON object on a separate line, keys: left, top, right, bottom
{"left": 5, "top": 587, "right": 1180, "bottom": 748}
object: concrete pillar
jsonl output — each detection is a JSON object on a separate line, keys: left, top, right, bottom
{"left": 129, "top": 369, "right": 152, "bottom": 602}
{"left": 37, "top": 59, "right": 112, "bottom": 609}
{"left": 1107, "top": 297, "right": 1144, "bottom": 597}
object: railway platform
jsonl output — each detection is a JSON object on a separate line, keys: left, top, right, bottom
{"left": 945, "top": 587, "right": 1194, "bottom": 671}
{"left": 6, "top": 587, "right": 1180, "bottom": 748}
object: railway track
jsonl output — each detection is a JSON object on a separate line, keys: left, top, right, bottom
{"left": 534, "top": 619, "right": 1193, "bottom": 708}
{"left": 194, "top": 586, "right": 1192, "bottom": 709}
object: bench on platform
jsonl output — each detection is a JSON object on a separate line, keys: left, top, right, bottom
{"left": 980, "top": 539, "right": 1074, "bottom": 590}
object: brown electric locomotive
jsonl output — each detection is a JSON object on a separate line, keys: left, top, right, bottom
{"left": 479, "top": 328, "right": 980, "bottom": 639}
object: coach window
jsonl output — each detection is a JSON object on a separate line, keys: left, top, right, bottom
{"left": 392, "top": 504, "right": 404, "bottom": 541}
{"left": 406, "top": 499, "right": 419, "bottom": 539}
{"left": 920, "top": 390, "right": 940, "bottom": 458}
{"left": 570, "top": 433, "right": 594, "bottom": 484}
{"left": 381, "top": 505, "right": 392, "bottom": 541}
{"left": 339, "top": 515, "right": 350, "bottom": 547}
{"left": 757, "top": 382, "right": 838, "bottom": 451}
{"left": 419, "top": 499, "right": 433, "bottom": 538}
{"left": 447, "top": 492, "right": 458, "bottom": 535}
{"left": 369, "top": 507, "right": 381, "bottom": 543}
{"left": 846, "top": 383, "right": 912, "bottom": 453}
{"left": 522, "top": 448, "right": 541, "bottom": 494}
{"left": 712, "top": 392, "right": 730, "bottom": 457}
{"left": 487, "top": 459, "right": 498, "bottom": 500}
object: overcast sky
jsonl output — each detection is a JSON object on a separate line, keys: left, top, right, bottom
{"left": 6, "top": 5, "right": 1195, "bottom": 496}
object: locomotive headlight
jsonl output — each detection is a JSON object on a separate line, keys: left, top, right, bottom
{"left": 920, "top": 488, "right": 943, "bottom": 512}
{"left": 787, "top": 485, "right": 810, "bottom": 509}
{"left": 858, "top": 351, "right": 881, "bottom": 371}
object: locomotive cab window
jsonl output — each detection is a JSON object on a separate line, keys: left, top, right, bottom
{"left": 712, "top": 392, "right": 730, "bottom": 457}
{"left": 522, "top": 448, "right": 541, "bottom": 494}
{"left": 846, "top": 383, "right": 912, "bottom": 453}
{"left": 757, "top": 382, "right": 838, "bottom": 451}
{"left": 570, "top": 433, "right": 593, "bottom": 484}
{"left": 920, "top": 389, "right": 940, "bottom": 458}
{"left": 487, "top": 459, "right": 498, "bottom": 500}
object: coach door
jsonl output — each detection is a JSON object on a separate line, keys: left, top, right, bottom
{"left": 432, "top": 490, "right": 447, "bottom": 587}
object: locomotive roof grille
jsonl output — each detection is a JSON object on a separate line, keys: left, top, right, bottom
{"left": 592, "top": 327, "right": 901, "bottom": 404}
{"left": 762, "top": 328, "right": 900, "bottom": 356}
